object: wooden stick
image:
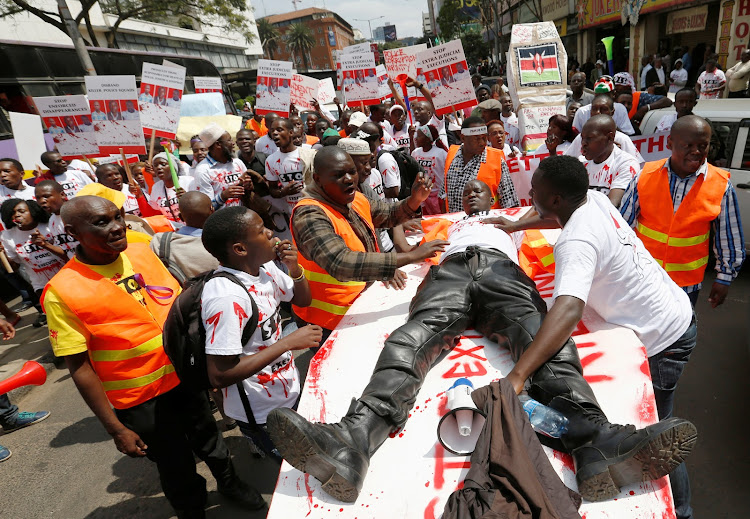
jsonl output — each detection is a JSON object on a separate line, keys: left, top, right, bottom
{"left": 0, "top": 251, "right": 12, "bottom": 274}
{"left": 82, "top": 155, "right": 95, "bottom": 171}
{"left": 147, "top": 131, "right": 156, "bottom": 164}
{"left": 119, "top": 148, "right": 136, "bottom": 186}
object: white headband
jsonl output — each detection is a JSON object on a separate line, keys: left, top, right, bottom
{"left": 461, "top": 126, "right": 488, "bottom": 136}
{"left": 418, "top": 125, "right": 433, "bottom": 140}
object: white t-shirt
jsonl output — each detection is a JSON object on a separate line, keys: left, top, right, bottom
{"left": 440, "top": 213, "right": 522, "bottom": 263}
{"left": 566, "top": 131, "right": 644, "bottom": 167}
{"left": 202, "top": 264, "right": 299, "bottom": 424}
{"left": 553, "top": 191, "right": 691, "bottom": 356}
{"left": 391, "top": 126, "right": 410, "bottom": 149}
{"left": 2, "top": 223, "right": 66, "bottom": 290}
{"left": 148, "top": 176, "right": 195, "bottom": 222}
{"left": 265, "top": 148, "right": 305, "bottom": 212}
{"left": 572, "top": 103, "right": 635, "bottom": 136}
{"left": 377, "top": 151, "right": 401, "bottom": 190}
{"left": 655, "top": 113, "right": 678, "bottom": 134}
{"left": 121, "top": 184, "right": 140, "bottom": 215}
{"left": 52, "top": 169, "right": 93, "bottom": 199}
{"left": 411, "top": 146, "right": 447, "bottom": 196}
{"left": 0, "top": 184, "right": 35, "bottom": 201}
{"left": 500, "top": 113, "right": 521, "bottom": 148}
{"left": 47, "top": 213, "right": 78, "bottom": 259}
{"left": 532, "top": 141, "right": 572, "bottom": 157}
{"left": 581, "top": 145, "right": 639, "bottom": 196}
{"left": 361, "top": 169, "right": 394, "bottom": 252}
{"left": 669, "top": 68, "right": 688, "bottom": 94}
{"left": 255, "top": 134, "right": 278, "bottom": 155}
{"left": 193, "top": 157, "right": 247, "bottom": 207}
{"left": 697, "top": 69, "right": 727, "bottom": 99}
{"left": 415, "top": 115, "right": 448, "bottom": 147}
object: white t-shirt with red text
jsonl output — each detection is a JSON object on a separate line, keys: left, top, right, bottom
{"left": 201, "top": 264, "right": 299, "bottom": 424}
{"left": 696, "top": 69, "right": 727, "bottom": 99}
{"left": 1, "top": 223, "right": 66, "bottom": 290}
{"left": 193, "top": 156, "right": 247, "bottom": 207}
{"left": 51, "top": 169, "right": 93, "bottom": 199}
{"left": 582, "top": 145, "right": 639, "bottom": 195}
{"left": 265, "top": 148, "right": 305, "bottom": 212}
{"left": 148, "top": 176, "right": 195, "bottom": 222}
{"left": 411, "top": 146, "right": 447, "bottom": 197}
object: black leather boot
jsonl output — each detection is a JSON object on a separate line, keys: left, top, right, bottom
{"left": 552, "top": 396, "right": 698, "bottom": 502}
{"left": 267, "top": 403, "right": 393, "bottom": 502}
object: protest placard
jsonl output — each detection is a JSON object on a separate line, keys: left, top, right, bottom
{"left": 9, "top": 112, "right": 47, "bottom": 173}
{"left": 193, "top": 76, "right": 222, "bottom": 93}
{"left": 384, "top": 44, "right": 426, "bottom": 99}
{"left": 34, "top": 95, "right": 99, "bottom": 159}
{"left": 256, "top": 59, "right": 293, "bottom": 117}
{"left": 84, "top": 75, "right": 147, "bottom": 154}
{"left": 376, "top": 65, "right": 392, "bottom": 101}
{"left": 340, "top": 52, "right": 378, "bottom": 106}
{"left": 137, "top": 62, "right": 186, "bottom": 139}
{"left": 318, "top": 78, "right": 336, "bottom": 105}
{"left": 290, "top": 73, "right": 320, "bottom": 112}
{"left": 416, "top": 40, "right": 475, "bottom": 115}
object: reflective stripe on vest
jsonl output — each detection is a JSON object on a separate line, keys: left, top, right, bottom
{"left": 41, "top": 243, "right": 181, "bottom": 409}
{"left": 444, "top": 145, "right": 505, "bottom": 210}
{"left": 292, "top": 192, "right": 376, "bottom": 330}
{"left": 634, "top": 159, "right": 728, "bottom": 287}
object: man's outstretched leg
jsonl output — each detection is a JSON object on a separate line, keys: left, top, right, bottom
{"left": 268, "top": 257, "right": 475, "bottom": 502}
{"left": 472, "top": 250, "right": 697, "bottom": 502}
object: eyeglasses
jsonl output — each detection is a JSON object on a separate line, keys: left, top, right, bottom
{"left": 133, "top": 273, "right": 174, "bottom": 301}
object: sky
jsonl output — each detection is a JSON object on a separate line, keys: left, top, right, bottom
{"left": 255, "top": 0, "right": 427, "bottom": 40}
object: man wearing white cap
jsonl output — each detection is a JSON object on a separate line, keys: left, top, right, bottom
{"left": 193, "top": 123, "right": 248, "bottom": 209}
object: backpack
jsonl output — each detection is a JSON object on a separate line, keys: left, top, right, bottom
{"left": 155, "top": 232, "right": 187, "bottom": 286}
{"left": 377, "top": 148, "right": 425, "bottom": 200}
{"left": 163, "top": 270, "right": 261, "bottom": 427}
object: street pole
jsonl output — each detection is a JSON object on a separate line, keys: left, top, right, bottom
{"left": 427, "top": 0, "right": 437, "bottom": 45}
{"left": 57, "top": 0, "right": 96, "bottom": 76}
{"left": 354, "top": 16, "right": 384, "bottom": 41}
{"left": 492, "top": 2, "right": 501, "bottom": 69}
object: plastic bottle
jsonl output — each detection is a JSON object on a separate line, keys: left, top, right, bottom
{"left": 518, "top": 395, "right": 569, "bottom": 438}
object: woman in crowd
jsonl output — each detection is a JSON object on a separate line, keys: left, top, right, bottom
{"left": 148, "top": 152, "right": 195, "bottom": 223}
{"left": 411, "top": 125, "right": 448, "bottom": 215}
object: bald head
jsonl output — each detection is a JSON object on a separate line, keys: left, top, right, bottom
{"left": 583, "top": 114, "right": 617, "bottom": 135}
{"left": 61, "top": 196, "right": 116, "bottom": 227}
{"left": 670, "top": 114, "right": 711, "bottom": 138}
{"left": 178, "top": 191, "right": 214, "bottom": 229}
{"left": 580, "top": 115, "right": 616, "bottom": 162}
{"left": 61, "top": 195, "right": 128, "bottom": 261}
{"left": 668, "top": 115, "right": 712, "bottom": 177}
{"left": 313, "top": 145, "right": 351, "bottom": 173}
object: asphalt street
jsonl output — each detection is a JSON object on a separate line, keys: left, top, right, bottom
{"left": 1, "top": 270, "right": 748, "bottom": 518}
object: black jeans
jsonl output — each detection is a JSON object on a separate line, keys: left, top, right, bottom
{"left": 359, "top": 247, "right": 603, "bottom": 452}
{"left": 115, "top": 385, "right": 234, "bottom": 513}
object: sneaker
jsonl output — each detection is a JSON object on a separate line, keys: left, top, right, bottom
{"left": 32, "top": 314, "right": 47, "bottom": 328}
{"left": 0, "top": 445, "right": 11, "bottom": 462}
{"left": 217, "top": 478, "right": 266, "bottom": 510}
{"left": 2, "top": 411, "right": 51, "bottom": 433}
{"left": 12, "top": 301, "right": 34, "bottom": 313}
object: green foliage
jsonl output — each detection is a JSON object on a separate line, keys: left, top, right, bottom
{"left": 436, "top": 0, "right": 470, "bottom": 41}
{"left": 286, "top": 23, "right": 315, "bottom": 72}
{"left": 256, "top": 18, "right": 280, "bottom": 60}
{"left": 461, "top": 33, "right": 490, "bottom": 65}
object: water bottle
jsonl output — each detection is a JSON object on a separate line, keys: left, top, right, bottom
{"left": 518, "top": 395, "right": 569, "bottom": 438}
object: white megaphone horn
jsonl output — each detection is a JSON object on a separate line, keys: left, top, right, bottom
{"left": 437, "top": 378, "right": 486, "bottom": 456}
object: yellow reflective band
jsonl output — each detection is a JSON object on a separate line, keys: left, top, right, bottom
{"left": 305, "top": 270, "right": 366, "bottom": 287}
{"left": 101, "top": 364, "right": 176, "bottom": 392}
{"left": 664, "top": 256, "right": 709, "bottom": 272}
{"left": 540, "top": 253, "right": 555, "bottom": 267}
{"left": 668, "top": 232, "right": 710, "bottom": 247}
{"left": 637, "top": 222, "right": 668, "bottom": 243}
{"left": 527, "top": 238, "right": 550, "bottom": 248}
{"left": 90, "top": 335, "right": 163, "bottom": 362}
{"left": 309, "top": 299, "right": 350, "bottom": 316}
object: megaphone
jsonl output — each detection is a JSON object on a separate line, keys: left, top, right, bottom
{"left": 395, "top": 73, "right": 414, "bottom": 126}
{"left": 437, "top": 378, "right": 486, "bottom": 456}
{"left": 0, "top": 361, "right": 47, "bottom": 395}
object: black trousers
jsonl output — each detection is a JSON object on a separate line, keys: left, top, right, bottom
{"left": 359, "top": 247, "right": 603, "bottom": 452}
{"left": 115, "top": 384, "right": 234, "bottom": 512}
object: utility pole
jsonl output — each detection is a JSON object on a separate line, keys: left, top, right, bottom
{"left": 354, "top": 16, "right": 384, "bottom": 41}
{"left": 427, "top": 0, "right": 437, "bottom": 45}
{"left": 57, "top": 0, "right": 96, "bottom": 75}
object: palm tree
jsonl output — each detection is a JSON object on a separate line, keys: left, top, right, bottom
{"left": 257, "top": 18, "right": 280, "bottom": 60}
{"left": 286, "top": 23, "right": 315, "bottom": 71}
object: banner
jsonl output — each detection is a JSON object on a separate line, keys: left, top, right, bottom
{"left": 506, "top": 22, "right": 568, "bottom": 153}
{"left": 384, "top": 44, "right": 427, "bottom": 99}
{"left": 376, "top": 65, "right": 392, "bottom": 101}
{"left": 9, "top": 112, "right": 47, "bottom": 173}
{"left": 34, "top": 95, "right": 99, "bottom": 159}
{"left": 85, "top": 75, "right": 147, "bottom": 155}
{"left": 193, "top": 76, "right": 222, "bottom": 93}
{"left": 416, "top": 40, "right": 475, "bottom": 116}
{"left": 137, "top": 62, "right": 186, "bottom": 139}
{"left": 290, "top": 73, "right": 321, "bottom": 112}
{"left": 256, "top": 59, "right": 293, "bottom": 117}
{"left": 340, "top": 52, "right": 379, "bottom": 106}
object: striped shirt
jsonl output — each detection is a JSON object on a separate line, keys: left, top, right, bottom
{"left": 620, "top": 159, "right": 745, "bottom": 293}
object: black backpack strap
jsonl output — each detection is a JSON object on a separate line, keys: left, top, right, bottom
{"left": 157, "top": 232, "right": 188, "bottom": 286}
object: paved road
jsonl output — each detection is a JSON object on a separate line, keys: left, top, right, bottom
{"left": 1, "top": 271, "right": 747, "bottom": 518}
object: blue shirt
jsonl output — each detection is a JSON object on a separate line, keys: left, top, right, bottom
{"left": 176, "top": 226, "right": 202, "bottom": 237}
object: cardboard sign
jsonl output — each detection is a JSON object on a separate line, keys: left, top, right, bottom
{"left": 256, "top": 59, "right": 293, "bottom": 117}
{"left": 137, "top": 62, "right": 186, "bottom": 139}
{"left": 340, "top": 52, "right": 379, "bottom": 106}
{"left": 416, "top": 40, "right": 475, "bottom": 115}
{"left": 376, "top": 65, "right": 392, "bottom": 101}
{"left": 84, "top": 75, "right": 147, "bottom": 154}
{"left": 9, "top": 111, "right": 48, "bottom": 172}
{"left": 34, "top": 95, "right": 99, "bottom": 159}
{"left": 318, "top": 78, "right": 336, "bottom": 105}
{"left": 290, "top": 74, "right": 321, "bottom": 112}
{"left": 193, "top": 76, "right": 222, "bottom": 93}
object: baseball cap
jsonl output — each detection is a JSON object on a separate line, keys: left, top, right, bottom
{"left": 348, "top": 111, "right": 368, "bottom": 128}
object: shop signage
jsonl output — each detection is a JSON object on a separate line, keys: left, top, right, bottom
{"left": 666, "top": 5, "right": 708, "bottom": 34}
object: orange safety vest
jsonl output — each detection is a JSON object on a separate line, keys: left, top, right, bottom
{"left": 291, "top": 192, "right": 377, "bottom": 330}
{"left": 142, "top": 215, "right": 174, "bottom": 233}
{"left": 628, "top": 91, "right": 642, "bottom": 119}
{"left": 444, "top": 146, "right": 505, "bottom": 209}
{"left": 41, "top": 242, "right": 181, "bottom": 409}
{"left": 635, "top": 158, "right": 729, "bottom": 287}
{"left": 305, "top": 134, "right": 318, "bottom": 146}
{"left": 246, "top": 117, "right": 268, "bottom": 137}
{"left": 518, "top": 229, "right": 555, "bottom": 278}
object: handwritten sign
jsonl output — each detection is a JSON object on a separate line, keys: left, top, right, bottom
{"left": 84, "top": 75, "right": 146, "bottom": 154}
{"left": 138, "top": 63, "right": 186, "bottom": 139}
{"left": 256, "top": 59, "right": 293, "bottom": 117}
{"left": 416, "top": 40, "right": 475, "bottom": 115}
{"left": 34, "top": 95, "right": 99, "bottom": 159}
{"left": 290, "top": 74, "right": 321, "bottom": 112}
{"left": 384, "top": 44, "right": 427, "bottom": 99}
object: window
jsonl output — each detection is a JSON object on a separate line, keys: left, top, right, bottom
{"left": 320, "top": 39, "right": 325, "bottom": 46}
{"left": 318, "top": 27, "right": 322, "bottom": 33}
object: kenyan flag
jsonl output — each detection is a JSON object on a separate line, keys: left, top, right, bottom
{"left": 517, "top": 44, "right": 562, "bottom": 86}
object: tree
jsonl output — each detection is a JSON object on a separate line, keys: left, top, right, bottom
{"left": 256, "top": 18, "right": 279, "bottom": 60}
{"left": 286, "top": 23, "right": 315, "bottom": 72}
{"left": 461, "top": 33, "right": 490, "bottom": 67}
{"left": 436, "top": 0, "right": 470, "bottom": 41}
{"left": 0, "top": 0, "right": 257, "bottom": 49}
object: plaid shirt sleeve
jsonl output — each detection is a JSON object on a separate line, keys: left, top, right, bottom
{"left": 499, "top": 160, "right": 520, "bottom": 208}
{"left": 368, "top": 197, "right": 420, "bottom": 229}
{"left": 292, "top": 204, "right": 398, "bottom": 282}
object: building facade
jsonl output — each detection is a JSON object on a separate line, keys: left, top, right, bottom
{"left": 262, "top": 8, "right": 355, "bottom": 71}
